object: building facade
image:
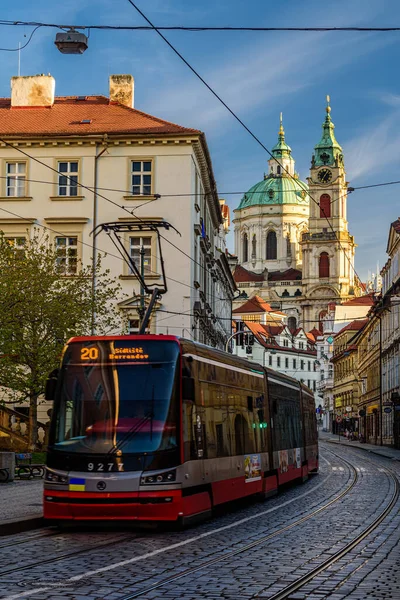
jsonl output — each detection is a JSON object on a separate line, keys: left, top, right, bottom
{"left": 0, "top": 73, "right": 236, "bottom": 351}
{"left": 331, "top": 319, "right": 367, "bottom": 434}
{"left": 380, "top": 219, "right": 400, "bottom": 448}
{"left": 232, "top": 296, "right": 319, "bottom": 401}
{"left": 232, "top": 100, "right": 359, "bottom": 332}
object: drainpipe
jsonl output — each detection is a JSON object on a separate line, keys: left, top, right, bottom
{"left": 91, "top": 137, "right": 108, "bottom": 335}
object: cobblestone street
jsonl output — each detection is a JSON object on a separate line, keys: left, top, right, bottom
{"left": 0, "top": 441, "right": 398, "bottom": 600}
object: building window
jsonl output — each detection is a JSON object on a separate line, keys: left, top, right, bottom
{"left": 6, "top": 162, "right": 26, "bottom": 197}
{"left": 55, "top": 236, "right": 78, "bottom": 274}
{"left": 283, "top": 339, "right": 289, "bottom": 347}
{"left": 251, "top": 234, "right": 257, "bottom": 259}
{"left": 128, "top": 318, "right": 150, "bottom": 334}
{"left": 131, "top": 160, "right": 152, "bottom": 195}
{"left": 320, "top": 194, "right": 331, "bottom": 218}
{"left": 266, "top": 230, "right": 277, "bottom": 260}
{"left": 288, "top": 316, "right": 297, "bottom": 331}
{"left": 308, "top": 361, "right": 311, "bottom": 371}
{"left": 293, "top": 359, "right": 297, "bottom": 368}
{"left": 243, "top": 232, "right": 248, "bottom": 262}
{"left": 5, "top": 236, "right": 26, "bottom": 258}
{"left": 277, "top": 357, "right": 281, "bottom": 367}
{"left": 277, "top": 166, "right": 281, "bottom": 174}
{"left": 129, "top": 236, "right": 152, "bottom": 275}
{"left": 299, "top": 342, "right": 304, "bottom": 349}
{"left": 319, "top": 310, "right": 327, "bottom": 332}
{"left": 313, "top": 381, "right": 316, "bottom": 391}
{"left": 268, "top": 355, "right": 272, "bottom": 366}
{"left": 300, "top": 360, "right": 305, "bottom": 370}
{"left": 285, "top": 358, "right": 289, "bottom": 368}
{"left": 319, "top": 252, "right": 330, "bottom": 278}
{"left": 58, "top": 162, "right": 78, "bottom": 196}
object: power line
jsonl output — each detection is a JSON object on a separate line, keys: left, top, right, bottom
{"left": 0, "top": 25, "right": 42, "bottom": 52}
{"left": 2, "top": 20, "right": 400, "bottom": 32}
{"left": 125, "top": 0, "right": 366, "bottom": 294}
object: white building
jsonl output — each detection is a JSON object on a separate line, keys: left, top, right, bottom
{"left": 0, "top": 73, "right": 236, "bottom": 350}
{"left": 316, "top": 295, "right": 374, "bottom": 431}
{"left": 232, "top": 295, "right": 319, "bottom": 402}
{"left": 232, "top": 100, "right": 361, "bottom": 332}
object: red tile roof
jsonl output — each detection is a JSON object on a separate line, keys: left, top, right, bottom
{"left": 268, "top": 268, "right": 302, "bottom": 282}
{"left": 232, "top": 295, "right": 272, "bottom": 314}
{"left": 341, "top": 293, "right": 374, "bottom": 307}
{"left": 336, "top": 318, "right": 368, "bottom": 336}
{"left": 0, "top": 96, "right": 201, "bottom": 137}
{"left": 233, "top": 264, "right": 264, "bottom": 283}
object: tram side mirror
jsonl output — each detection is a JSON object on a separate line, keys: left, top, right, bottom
{"left": 45, "top": 369, "right": 59, "bottom": 400}
{"left": 182, "top": 377, "right": 195, "bottom": 402}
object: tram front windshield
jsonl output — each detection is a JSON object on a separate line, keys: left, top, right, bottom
{"left": 50, "top": 340, "right": 180, "bottom": 454}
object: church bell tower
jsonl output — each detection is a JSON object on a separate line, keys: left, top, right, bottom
{"left": 301, "top": 97, "right": 357, "bottom": 329}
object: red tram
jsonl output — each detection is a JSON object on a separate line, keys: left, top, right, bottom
{"left": 44, "top": 335, "right": 318, "bottom": 525}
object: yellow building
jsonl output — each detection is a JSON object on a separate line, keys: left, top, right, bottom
{"left": 354, "top": 313, "right": 381, "bottom": 444}
{"left": 331, "top": 319, "right": 367, "bottom": 434}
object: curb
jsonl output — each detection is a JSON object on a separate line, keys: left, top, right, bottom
{"left": 323, "top": 438, "right": 399, "bottom": 461}
{"left": 0, "top": 516, "right": 45, "bottom": 537}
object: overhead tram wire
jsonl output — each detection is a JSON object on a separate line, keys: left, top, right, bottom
{"left": 0, "top": 138, "right": 229, "bottom": 310}
{"left": 0, "top": 142, "right": 370, "bottom": 329}
{"left": 0, "top": 172, "right": 393, "bottom": 200}
{"left": 125, "top": 0, "right": 367, "bottom": 293}
{"left": 2, "top": 20, "right": 400, "bottom": 32}
{"left": 0, "top": 201, "right": 227, "bottom": 308}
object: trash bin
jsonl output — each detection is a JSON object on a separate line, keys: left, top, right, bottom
{"left": 0, "top": 451, "right": 15, "bottom": 482}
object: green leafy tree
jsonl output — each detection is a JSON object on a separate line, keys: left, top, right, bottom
{"left": 0, "top": 232, "right": 124, "bottom": 449}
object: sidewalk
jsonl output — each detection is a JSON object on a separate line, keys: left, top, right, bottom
{"left": 319, "top": 429, "right": 400, "bottom": 461}
{"left": 0, "top": 478, "right": 44, "bottom": 536}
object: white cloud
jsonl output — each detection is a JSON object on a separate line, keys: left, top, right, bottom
{"left": 345, "top": 110, "right": 400, "bottom": 180}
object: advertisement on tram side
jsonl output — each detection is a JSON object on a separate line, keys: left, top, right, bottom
{"left": 244, "top": 453, "right": 261, "bottom": 482}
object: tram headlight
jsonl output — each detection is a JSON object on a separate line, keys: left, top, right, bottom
{"left": 141, "top": 469, "right": 176, "bottom": 485}
{"left": 45, "top": 469, "right": 68, "bottom": 484}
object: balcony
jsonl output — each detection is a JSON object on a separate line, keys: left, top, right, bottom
{"left": 317, "top": 377, "right": 333, "bottom": 392}
{"left": 302, "top": 231, "right": 337, "bottom": 242}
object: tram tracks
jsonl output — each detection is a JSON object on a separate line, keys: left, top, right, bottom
{"left": 3, "top": 448, "right": 395, "bottom": 600}
{"left": 0, "top": 533, "right": 140, "bottom": 578}
{"left": 266, "top": 452, "right": 400, "bottom": 600}
{"left": 116, "top": 448, "right": 362, "bottom": 599}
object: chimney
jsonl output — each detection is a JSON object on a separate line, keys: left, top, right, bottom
{"left": 109, "top": 74, "right": 134, "bottom": 108}
{"left": 11, "top": 75, "right": 55, "bottom": 107}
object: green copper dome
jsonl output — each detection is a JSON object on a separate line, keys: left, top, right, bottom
{"left": 238, "top": 114, "right": 308, "bottom": 209}
{"left": 238, "top": 175, "right": 309, "bottom": 209}
{"left": 313, "top": 96, "right": 343, "bottom": 167}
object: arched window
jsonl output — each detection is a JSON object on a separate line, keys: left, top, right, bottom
{"left": 243, "top": 233, "right": 248, "bottom": 262}
{"left": 319, "top": 252, "right": 330, "bottom": 278}
{"left": 266, "top": 230, "right": 277, "bottom": 260}
{"left": 286, "top": 234, "right": 291, "bottom": 256}
{"left": 320, "top": 194, "right": 331, "bottom": 218}
{"left": 251, "top": 234, "right": 257, "bottom": 259}
{"left": 277, "top": 165, "right": 281, "bottom": 174}
{"left": 319, "top": 310, "right": 327, "bottom": 332}
{"left": 288, "top": 316, "right": 297, "bottom": 331}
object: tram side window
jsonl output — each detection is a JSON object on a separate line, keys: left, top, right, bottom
{"left": 183, "top": 399, "right": 196, "bottom": 461}
{"left": 302, "top": 393, "right": 317, "bottom": 446}
{"left": 270, "top": 383, "right": 302, "bottom": 451}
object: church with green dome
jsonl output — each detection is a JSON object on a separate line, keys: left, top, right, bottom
{"left": 232, "top": 102, "right": 358, "bottom": 331}
{"left": 233, "top": 114, "right": 310, "bottom": 274}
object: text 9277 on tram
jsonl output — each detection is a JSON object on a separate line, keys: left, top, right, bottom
{"left": 44, "top": 335, "right": 318, "bottom": 526}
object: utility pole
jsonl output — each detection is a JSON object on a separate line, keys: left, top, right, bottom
{"left": 138, "top": 245, "right": 145, "bottom": 323}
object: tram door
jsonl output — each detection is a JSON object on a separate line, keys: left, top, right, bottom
{"left": 193, "top": 407, "right": 206, "bottom": 480}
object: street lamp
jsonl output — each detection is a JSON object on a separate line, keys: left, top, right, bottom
{"left": 55, "top": 28, "right": 88, "bottom": 54}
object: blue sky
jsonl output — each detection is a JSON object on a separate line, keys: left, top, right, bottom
{"left": 1, "top": 0, "right": 400, "bottom": 281}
